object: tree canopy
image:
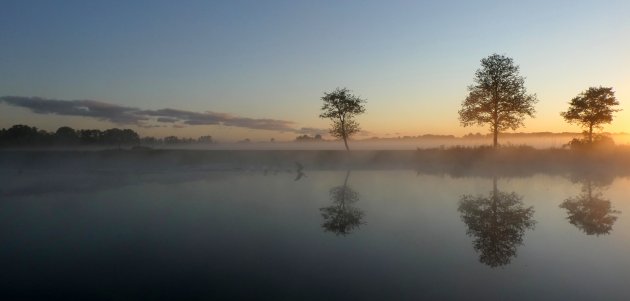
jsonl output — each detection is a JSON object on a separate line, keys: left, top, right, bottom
{"left": 459, "top": 54, "right": 538, "bottom": 148}
{"left": 319, "top": 87, "right": 366, "bottom": 151}
{"left": 560, "top": 86, "right": 620, "bottom": 143}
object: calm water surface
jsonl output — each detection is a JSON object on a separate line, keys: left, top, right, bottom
{"left": 1, "top": 169, "right": 630, "bottom": 300}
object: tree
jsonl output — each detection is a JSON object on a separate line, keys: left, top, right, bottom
{"left": 560, "top": 87, "right": 620, "bottom": 144}
{"left": 459, "top": 54, "right": 538, "bottom": 148}
{"left": 319, "top": 87, "right": 366, "bottom": 151}
{"left": 3, "top": 125, "right": 41, "bottom": 146}
{"left": 164, "top": 136, "right": 180, "bottom": 144}
{"left": 198, "top": 135, "right": 213, "bottom": 144}
{"left": 100, "top": 128, "right": 140, "bottom": 148}
{"left": 55, "top": 126, "right": 79, "bottom": 145}
{"left": 79, "top": 129, "right": 103, "bottom": 144}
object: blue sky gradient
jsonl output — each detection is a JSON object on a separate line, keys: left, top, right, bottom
{"left": 1, "top": 0, "right": 629, "bottom": 140}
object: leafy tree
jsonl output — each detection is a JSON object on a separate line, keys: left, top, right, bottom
{"left": 0, "top": 125, "right": 140, "bottom": 147}
{"left": 560, "top": 87, "right": 620, "bottom": 144}
{"left": 55, "top": 126, "right": 79, "bottom": 145}
{"left": 1, "top": 125, "right": 52, "bottom": 146}
{"left": 198, "top": 135, "right": 213, "bottom": 144}
{"left": 164, "top": 136, "right": 180, "bottom": 144}
{"left": 79, "top": 129, "right": 103, "bottom": 144}
{"left": 459, "top": 54, "right": 538, "bottom": 148}
{"left": 319, "top": 87, "right": 366, "bottom": 151}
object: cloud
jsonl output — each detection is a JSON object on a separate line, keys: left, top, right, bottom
{"left": 0, "top": 96, "right": 311, "bottom": 133}
{"left": 140, "top": 108, "right": 226, "bottom": 125}
{"left": 156, "top": 117, "right": 179, "bottom": 123}
{"left": 0, "top": 96, "right": 146, "bottom": 124}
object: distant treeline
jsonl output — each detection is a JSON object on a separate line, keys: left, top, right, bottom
{"left": 295, "top": 134, "right": 323, "bottom": 142}
{"left": 143, "top": 135, "right": 214, "bottom": 145}
{"left": 292, "top": 132, "right": 601, "bottom": 142}
{"left": 0, "top": 124, "right": 215, "bottom": 147}
{"left": 364, "top": 132, "right": 627, "bottom": 141}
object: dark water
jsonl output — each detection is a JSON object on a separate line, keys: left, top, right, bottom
{"left": 1, "top": 169, "right": 629, "bottom": 300}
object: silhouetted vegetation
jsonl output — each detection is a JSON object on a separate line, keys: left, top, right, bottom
{"left": 295, "top": 134, "right": 323, "bottom": 142}
{"left": 560, "top": 175, "right": 620, "bottom": 236}
{"left": 0, "top": 124, "right": 140, "bottom": 147}
{"left": 320, "top": 87, "right": 366, "bottom": 151}
{"left": 162, "top": 135, "right": 214, "bottom": 145}
{"left": 561, "top": 86, "right": 620, "bottom": 144}
{"left": 0, "top": 124, "right": 218, "bottom": 148}
{"left": 320, "top": 170, "right": 365, "bottom": 235}
{"left": 565, "top": 134, "right": 615, "bottom": 151}
{"left": 459, "top": 54, "right": 538, "bottom": 148}
{"left": 458, "top": 177, "right": 536, "bottom": 267}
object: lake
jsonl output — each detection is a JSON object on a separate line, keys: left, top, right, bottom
{"left": 1, "top": 168, "right": 630, "bottom": 300}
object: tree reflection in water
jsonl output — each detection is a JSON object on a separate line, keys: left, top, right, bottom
{"left": 458, "top": 177, "right": 536, "bottom": 268}
{"left": 560, "top": 178, "right": 620, "bottom": 236}
{"left": 320, "top": 170, "right": 365, "bottom": 236}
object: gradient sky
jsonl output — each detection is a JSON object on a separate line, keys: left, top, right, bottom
{"left": 1, "top": 0, "right": 629, "bottom": 141}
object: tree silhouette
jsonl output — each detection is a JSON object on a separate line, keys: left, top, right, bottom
{"left": 458, "top": 177, "right": 536, "bottom": 267}
{"left": 560, "top": 87, "right": 620, "bottom": 144}
{"left": 320, "top": 170, "right": 365, "bottom": 235}
{"left": 54, "top": 126, "right": 80, "bottom": 145}
{"left": 459, "top": 54, "right": 538, "bottom": 148}
{"left": 0, "top": 124, "right": 51, "bottom": 146}
{"left": 101, "top": 128, "right": 140, "bottom": 148}
{"left": 560, "top": 178, "right": 620, "bottom": 236}
{"left": 319, "top": 88, "right": 366, "bottom": 151}
{"left": 78, "top": 129, "right": 102, "bottom": 144}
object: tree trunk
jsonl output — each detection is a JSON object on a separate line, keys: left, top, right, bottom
{"left": 493, "top": 125, "right": 498, "bottom": 148}
{"left": 589, "top": 124, "right": 593, "bottom": 144}
{"left": 340, "top": 117, "right": 350, "bottom": 151}
{"left": 492, "top": 93, "right": 499, "bottom": 149}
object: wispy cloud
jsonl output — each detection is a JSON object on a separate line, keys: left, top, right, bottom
{"left": 0, "top": 96, "right": 146, "bottom": 124}
{"left": 0, "top": 96, "right": 327, "bottom": 134}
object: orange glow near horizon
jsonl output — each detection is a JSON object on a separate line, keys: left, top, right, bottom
{"left": 1, "top": 83, "right": 628, "bottom": 142}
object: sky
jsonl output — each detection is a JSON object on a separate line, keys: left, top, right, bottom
{"left": 1, "top": 0, "right": 629, "bottom": 141}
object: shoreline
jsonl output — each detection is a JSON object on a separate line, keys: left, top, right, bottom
{"left": 1, "top": 147, "right": 630, "bottom": 178}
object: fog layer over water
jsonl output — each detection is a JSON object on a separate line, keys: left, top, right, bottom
{"left": 150, "top": 135, "right": 630, "bottom": 150}
{"left": 1, "top": 164, "right": 630, "bottom": 300}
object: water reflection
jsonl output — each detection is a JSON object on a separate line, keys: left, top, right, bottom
{"left": 458, "top": 177, "right": 536, "bottom": 267}
{"left": 294, "top": 162, "right": 306, "bottom": 181}
{"left": 560, "top": 174, "right": 620, "bottom": 236}
{"left": 320, "top": 170, "right": 365, "bottom": 236}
